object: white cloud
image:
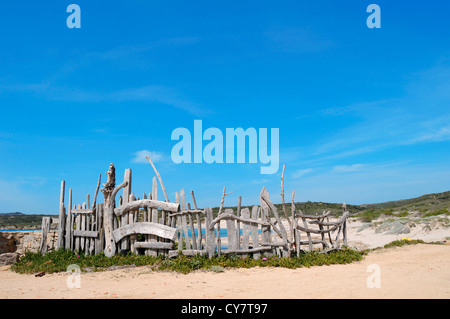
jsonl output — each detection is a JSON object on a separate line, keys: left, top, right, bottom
{"left": 132, "top": 150, "right": 164, "bottom": 164}
{"left": 407, "top": 125, "right": 450, "bottom": 144}
{"left": 292, "top": 168, "right": 313, "bottom": 178}
{"left": 333, "top": 164, "right": 364, "bottom": 173}
{"left": 250, "top": 178, "right": 270, "bottom": 185}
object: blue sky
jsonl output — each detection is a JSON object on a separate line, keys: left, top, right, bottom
{"left": 1, "top": 1, "right": 450, "bottom": 213}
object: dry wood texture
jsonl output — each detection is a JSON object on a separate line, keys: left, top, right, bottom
{"left": 43, "top": 163, "right": 350, "bottom": 258}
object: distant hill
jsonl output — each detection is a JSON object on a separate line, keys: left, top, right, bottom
{"left": 362, "top": 190, "right": 450, "bottom": 212}
{"left": 0, "top": 213, "right": 58, "bottom": 230}
{"left": 211, "top": 190, "right": 450, "bottom": 220}
{"left": 1, "top": 190, "right": 449, "bottom": 229}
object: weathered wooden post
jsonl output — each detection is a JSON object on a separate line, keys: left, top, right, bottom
{"left": 101, "top": 163, "right": 128, "bottom": 257}
{"left": 39, "top": 217, "right": 51, "bottom": 255}
{"left": 57, "top": 180, "right": 66, "bottom": 249}
{"left": 120, "top": 169, "right": 132, "bottom": 252}
{"left": 65, "top": 188, "right": 72, "bottom": 250}
{"left": 205, "top": 208, "right": 215, "bottom": 258}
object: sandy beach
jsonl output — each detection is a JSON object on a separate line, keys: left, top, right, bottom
{"left": 0, "top": 243, "right": 448, "bottom": 299}
{"left": 1, "top": 214, "right": 449, "bottom": 299}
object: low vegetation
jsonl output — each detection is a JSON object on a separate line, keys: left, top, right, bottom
{"left": 11, "top": 237, "right": 438, "bottom": 275}
{"left": 12, "top": 247, "right": 365, "bottom": 275}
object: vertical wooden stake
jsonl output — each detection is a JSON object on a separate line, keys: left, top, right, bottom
{"left": 65, "top": 188, "right": 72, "bottom": 250}
{"left": 39, "top": 217, "right": 51, "bottom": 255}
{"left": 57, "top": 180, "right": 66, "bottom": 249}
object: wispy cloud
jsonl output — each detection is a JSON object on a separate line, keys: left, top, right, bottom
{"left": 292, "top": 168, "right": 313, "bottom": 178}
{"left": 265, "top": 27, "right": 334, "bottom": 53}
{"left": 333, "top": 164, "right": 365, "bottom": 173}
{"left": 89, "top": 36, "right": 201, "bottom": 62}
{"left": 406, "top": 124, "right": 450, "bottom": 144}
{"left": 132, "top": 150, "right": 165, "bottom": 164}
{"left": 250, "top": 178, "right": 270, "bottom": 185}
{"left": 0, "top": 83, "right": 208, "bottom": 116}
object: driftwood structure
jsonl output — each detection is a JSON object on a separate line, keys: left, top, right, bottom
{"left": 41, "top": 162, "right": 349, "bottom": 258}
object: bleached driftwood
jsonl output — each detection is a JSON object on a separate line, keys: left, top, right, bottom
{"left": 57, "top": 181, "right": 65, "bottom": 249}
{"left": 39, "top": 217, "right": 51, "bottom": 255}
{"left": 112, "top": 222, "right": 178, "bottom": 243}
{"left": 114, "top": 199, "right": 179, "bottom": 217}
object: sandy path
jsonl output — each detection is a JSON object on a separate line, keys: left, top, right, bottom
{"left": 0, "top": 244, "right": 449, "bottom": 299}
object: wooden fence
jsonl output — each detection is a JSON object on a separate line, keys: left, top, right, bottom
{"left": 41, "top": 163, "right": 349, "bottom": 258}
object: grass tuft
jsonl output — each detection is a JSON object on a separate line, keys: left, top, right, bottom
{"left": 11, "top": 247, "right": 364, "bottom": 275}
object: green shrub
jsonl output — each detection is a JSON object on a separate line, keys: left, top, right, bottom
{"left": 423, "top": 208, "right": 449, "bottom": 217}
{"left": 11, "top": 247, "right": 365, "bottom": 275}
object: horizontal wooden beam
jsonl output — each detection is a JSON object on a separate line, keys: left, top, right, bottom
{"left": 295, "top": 223, "right": 341, "bottom": 234}
{"left": 112, "top": 222, "right": 178, "bottom": 243}
{"left": 221, "top": 246, "right": 273, "bottom": 254}
{"left": 134, "top": 242, "right": 174, "bottom": 250}
{"left": 168, "top": 209, "right": 205, "bottom": 217}
{"left": 308, "top": 212, "right": 349, "bottom": 226}
{"left": 114, "top": 199, "right": 179, "bottom": 217}
{"left": 73, "top": 230, "right": 98, "bottom": 238}
{"left": 296, "top": 211, "right": 331, "bottom": 220}
{"left": 209, "top": 213, "right": 270, "bottom": 229}
{"left": 71, "top": 209, "right": 94, "bottom": 215}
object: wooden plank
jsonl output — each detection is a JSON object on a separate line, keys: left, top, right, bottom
{"left": 236, "top": 196, "right": 242, "bottom": 250}
{"left": 86, "top": 194, "right": 92, "bottom": 255}
{"left": 175, "top": 192, "right": 181, "bottom": 249}
{"left": 142, "top": 193, "right": 148, "bottom": 222}
{"left": 205, "top": 208, "right": 215, "bottom": 258}
{"left": 168, "top": 209, "right": 204, "bottom": 217}
{"left": 70, "top": 204, "right": 76, "bottom": 251}
{"left": 297, "top": 211, "right": 331, "bottom": 219}
{"left": 265, "top": 199, "right": 289, "bottom": 256}
{"left": 209, "top": 213, "right": 271, "bottom": 228}
{"left": 250, "top": 206, "right": 261, "bottom": 260}
{"left": 73, "top": 230, "right": 99, "bottom": 238}
{"left": 70, "top": 209, "right": 94, "bottom": 214}
{"left": 143, "top": 192, "right": 149, "bottom": 255}
{"left": 135, "top": 242, "right": 174, "bottom": 249}
{"left": 95, "top": 204, "right": 104, "bottom": 255}
{"left": 148, "top": 177, "right": 158, "bottom": 257}
{"left": 261, "top": 190, "right": 288, "bottom": 245}
{"left": 259, "top": 188, "right": 272, "bottom": 249}
{"left": 187, "top": 203, "right": 197, "bottom": 250}
{"left": 39, "top": 217, "right": 51, "bottom": 255}
{"left": 112, "top": 222, "right": 178, "bottom": 243}
{"left": 100, "top": 163, "right": 120, "bottom": 257}
{"left": 75, "top": 204, "right": 81, "bottom": 251}
{"left": 195, "top": 213, "right": 202, "bottom": 249}
{"left": 190, "top": 190, "right": 202, "bottom": 249}
{"left": 57, "top": 180, "right": 65, "bottom": 249}
{"left": 343, "top": 219, "right": 348, "bottom": 246}
{"left": 80, "top": 202, "right": 86, "bottom": 251}
{"left": 129, "top": 193, "right": 137, "bottom": 254}
{"left": 222, "top": 246, "right": 273, "bottom": 254}
{"left": 65, "top": 188, "right": 72, "bottom": 250}
{"left": 180, "top": 189, "right": 191, "bottom": 250}
{"left": 115, "top": 199, "right": 179, "bottom": 216}
{"left": 121, "top": 168, "right": 132, "bottom": 251}
{"left": 225, "top": 209, "right": 237, "bottom": 251}
{"left": 295, "top": 223, "right": 343, "bottom": 234}
{"left": 241, "top": 208, "right": 251, "bottom": 251}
